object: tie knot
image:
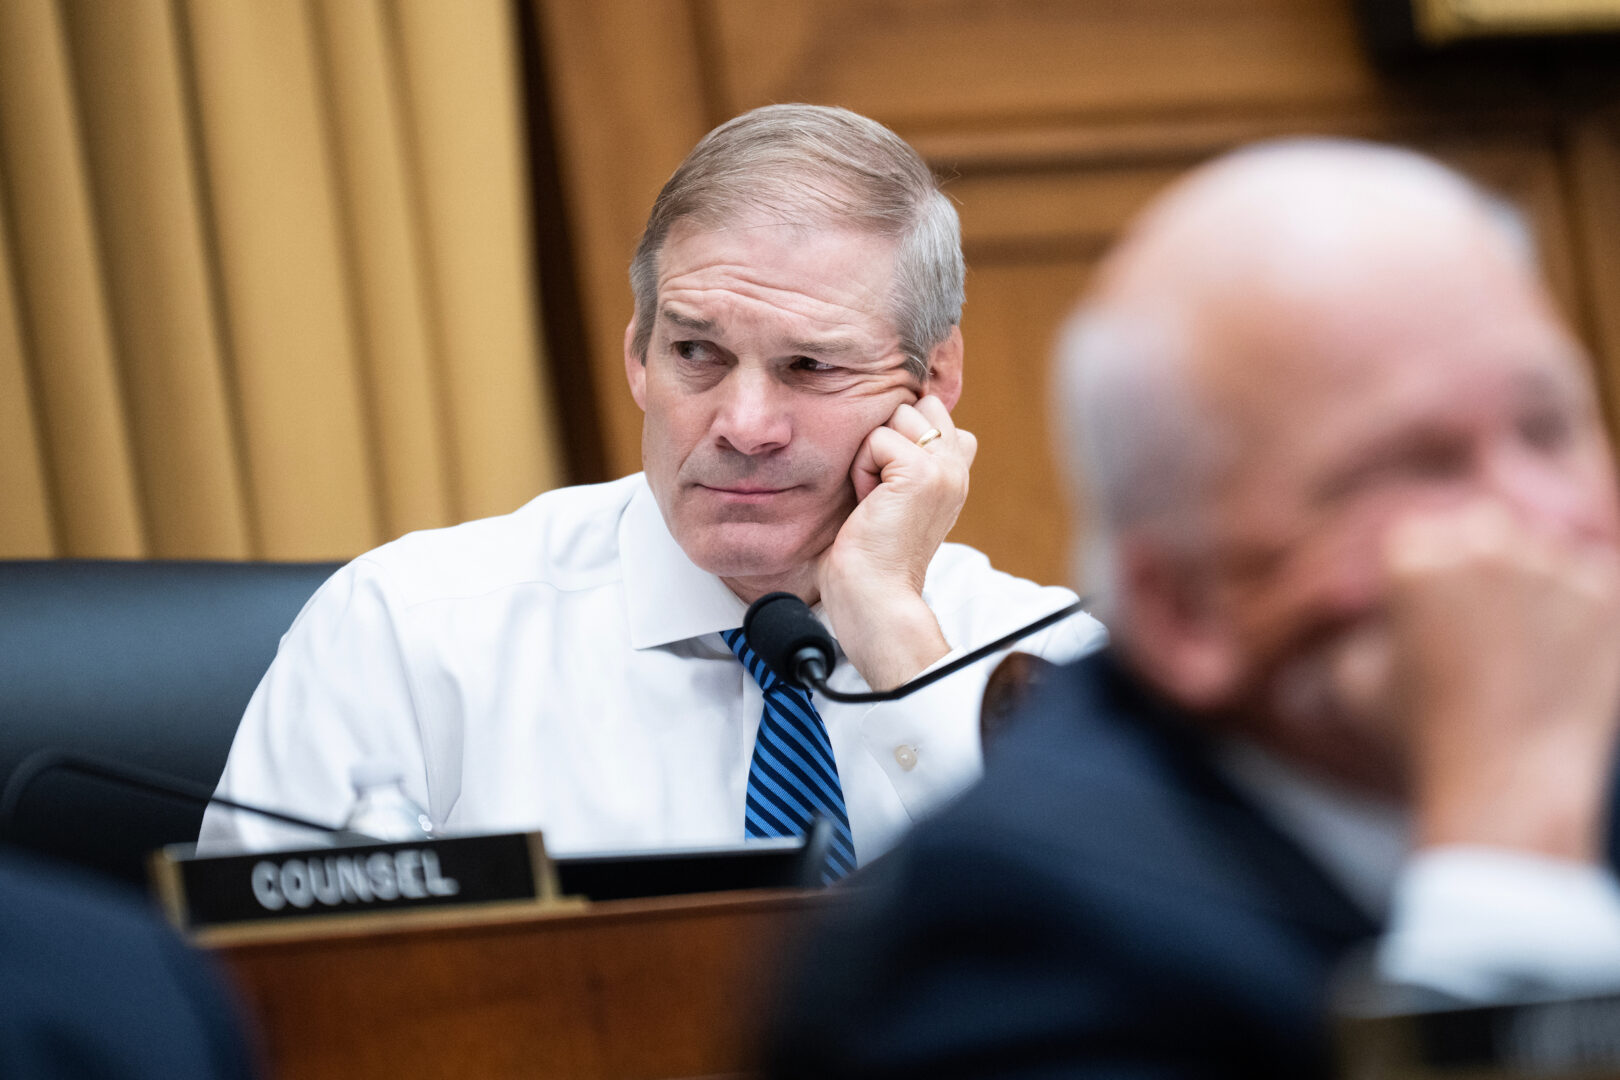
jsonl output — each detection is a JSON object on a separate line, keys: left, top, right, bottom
{"left": 721, "top": 628, "right": 781, "bottom": 692}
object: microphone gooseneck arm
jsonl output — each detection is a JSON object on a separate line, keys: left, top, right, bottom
{"left": 807, "top": 599, "right": 1088, "bottom": 703}
{"left": 742, "top": 591, "right": 1088, "bottom": 703}
{"left": 0, "top": 749, "right": 344, "bottom": 837}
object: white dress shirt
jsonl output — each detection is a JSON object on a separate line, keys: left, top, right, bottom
{"left": 1221, "top": 741, "right": 1620, "bottom": 1002}
{"left": 200, "top": 474, "right": 1105, "bottom": 861}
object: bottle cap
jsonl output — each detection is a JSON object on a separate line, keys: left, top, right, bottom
{"left": 349, "top": 757, "right": 405, "bottom": 791}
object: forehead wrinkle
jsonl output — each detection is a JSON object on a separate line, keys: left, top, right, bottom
{"left": 669, "top": 270, "right": 884, "bottom": 319}
{"left": 659, "top": 277, "right": 895, "bottom": 352}
{"left": 660, "top": 232, "right": 894, "bottom": 308}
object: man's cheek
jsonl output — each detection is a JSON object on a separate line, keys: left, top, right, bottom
{"left": 1323, "top": 621, "right": 1396, "bottom": 730}
{"left": 1223, "top": 564, "right": 1378, "bottom": 702}
{"left": 1278, "top": 507, "right": 1393, "bottom": 625}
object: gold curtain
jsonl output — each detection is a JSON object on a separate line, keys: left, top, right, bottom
{"left": 0, "top": 0, "right": 564, "bottom": 560}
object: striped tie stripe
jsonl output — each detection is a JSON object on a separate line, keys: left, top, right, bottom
{"left": 723, "top": 628, "right": 856, "bottom": 882}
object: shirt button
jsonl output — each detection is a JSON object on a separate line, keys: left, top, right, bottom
{"left": 893, "top": 745, "right": 918, "bottom": 771}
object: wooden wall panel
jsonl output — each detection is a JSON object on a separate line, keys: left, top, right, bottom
{"left": 537, "top": 0, "right": 1620, "bottom": 592}
{"left": 534, "top": 1, "right": 710, "bottom": 481}
{"left": 952, "top": 259, "right": 1097, "bottom": 591}
{"left": 1567, "top": 107, "right": 1620, "bottom": 425}
{"left": 949, "top": 165, "right": 1172, "bottom": 587}
{"left": 703, "top": 1, "right": 1383, "bottom": 123}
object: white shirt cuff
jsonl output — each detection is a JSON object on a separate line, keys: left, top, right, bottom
{"left": 1378, "top": 846, "right": 1620, "bottom": 1002}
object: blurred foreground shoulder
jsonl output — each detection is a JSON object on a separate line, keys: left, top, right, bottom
{"left": 0, "top": 851, "right": 258, "bottom": 1080}
{"left": 763, "top": 654, "right": 1364, "bottom": 1079}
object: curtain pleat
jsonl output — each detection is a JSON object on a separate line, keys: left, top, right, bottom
{"left": 0, "top": 0, "right": 565, "bottom": 561}
{"left": 59, "top": 0, "right": 251, "bottom": 558}
{"left": 311, "top": 0, "right": 455, "bottom": 539}
{"left": 0, "top": 0, "right": 145, "bottom": 556}
{"left": 391, "top": 0, "right": 564, "bottom": 522}
{"left": 181, "top": 0, "right": 381, "bottom": 560}
{"left": 0, "top": 198, "right": 56, "bottom": 557}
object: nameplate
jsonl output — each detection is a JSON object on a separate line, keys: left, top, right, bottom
{"left": 1341, "top": 991, "right": 1620, "bottom": 1078}
{"left": 151, "top": 832, "right": 558, "bottom": 931}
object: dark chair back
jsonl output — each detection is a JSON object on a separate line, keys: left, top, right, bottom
{"left": 0, "top": 560, "right": 339, "bottom": 889}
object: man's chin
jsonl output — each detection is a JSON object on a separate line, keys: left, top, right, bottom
{"left": 675, "top": 520, "right": 831, "bottom": 584}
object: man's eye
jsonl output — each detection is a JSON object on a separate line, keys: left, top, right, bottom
{"left": 1400, "top": 440, "right": 1470, "bottom": 481}
{"left": 1520, "top": 406, "right": 1573, "bottom": 452}
{"left": 790, "top": 356, "right": 835, "bottom": 373}
{"left": 674, "top": 341, "right": 711, "bottom": 362}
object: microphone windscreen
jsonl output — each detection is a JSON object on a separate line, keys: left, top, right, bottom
{"left": 743, "top": 592, "right": 834, "bottom": 688}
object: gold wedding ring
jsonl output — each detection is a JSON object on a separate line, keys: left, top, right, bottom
{"left": 916, "top": 428, "right": 943, "bottom": 448}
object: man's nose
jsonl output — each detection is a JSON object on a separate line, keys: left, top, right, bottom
{"left": 714, "top": 367, "right": 792, "bottom": 455}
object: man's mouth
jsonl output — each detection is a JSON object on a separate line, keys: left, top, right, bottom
{"left": 698, "top": 484, "right": 794, "bottom": 502}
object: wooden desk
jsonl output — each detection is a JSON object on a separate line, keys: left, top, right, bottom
{"left": 209, "top": 889, "right": 828, "bottom": 1080}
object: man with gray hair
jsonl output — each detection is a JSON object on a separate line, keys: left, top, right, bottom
{"left": 202, "top": 105, "right": 1102, "bottom": 872}
{"left": 767, "top": 139, "right": 1620, "bottom": 1074}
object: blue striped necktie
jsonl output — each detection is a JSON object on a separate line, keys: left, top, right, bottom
{"left": 722, "top": 628, "right": 856, "bottom": 882}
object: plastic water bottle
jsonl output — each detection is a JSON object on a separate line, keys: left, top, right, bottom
{"left": 342, "top": 759, "right": 434, "bottom": 841}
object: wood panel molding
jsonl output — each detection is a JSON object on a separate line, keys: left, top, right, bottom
{"left": 705, "top": 0, "right": 1383, "bottom": 125}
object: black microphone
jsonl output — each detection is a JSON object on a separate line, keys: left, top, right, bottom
{"left": 742, "top": 591, "right": 1089, "bottom": 703}
{"left": 0, "top": 749, "right": 348, "bottom": 839}
{"left": 744, "top": 592, "right": 838, "bottom": 690}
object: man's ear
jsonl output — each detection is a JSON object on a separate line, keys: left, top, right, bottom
{"left": 923, "top": 325, "right": 964, "bottom": 411}
{"left": 1116, "top": 539, "right": 1243, "bottom": 714}
{"left": 624, "top": 318, "right": 647, "bottom": 411}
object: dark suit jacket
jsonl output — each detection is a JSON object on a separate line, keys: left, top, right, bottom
{"left": 0, "top": 849, "right": 258, "bottom": 1079}
{"left": 766, "top": 649, "right": 1381, "bottom": 1079}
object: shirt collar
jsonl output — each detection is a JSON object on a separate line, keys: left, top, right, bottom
{"left": 1216, "top": 738, "right": 1410, "bottom": 919}
{"left": 620, "top": 475, "right": 751, "bottom": 649}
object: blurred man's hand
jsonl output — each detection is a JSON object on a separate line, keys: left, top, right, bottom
{"left": 1384, "top": 499, "right": 1620, "bottom": 862}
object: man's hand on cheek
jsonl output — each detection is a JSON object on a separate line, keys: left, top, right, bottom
{"left": 817, "top": 395, "right": 978, "bottom": 691}
{"left": 1384, "top": 500, "right": 1620, "bottom": 863}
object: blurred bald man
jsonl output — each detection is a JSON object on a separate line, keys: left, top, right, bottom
{"left": 765, "top": 141, "right": 1620, "bottom": 1078}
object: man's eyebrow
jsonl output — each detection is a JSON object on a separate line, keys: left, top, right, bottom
{"left": 1311, "top": 426, "right": 1441, "bottom": 505}
{"left": 787, "top": 337, "right": 860, "bottom": 358}
{"left": 659, "top": 308, "right": 863, "bottom": 359}
{"left": 659, "top": 308, "right": 715, "bottom": 334}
